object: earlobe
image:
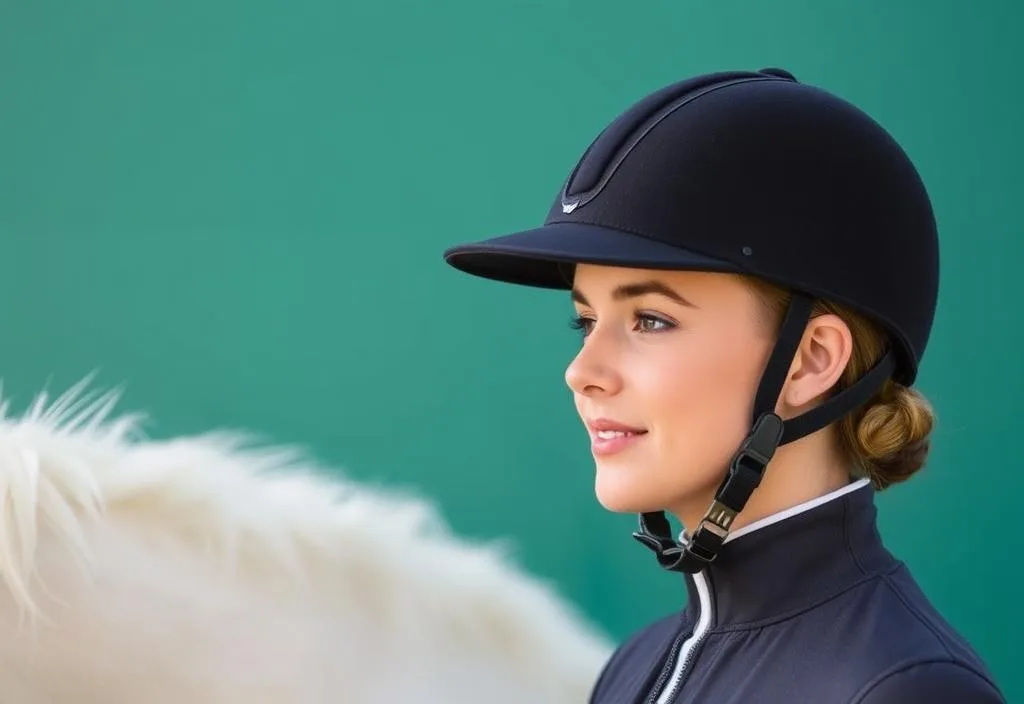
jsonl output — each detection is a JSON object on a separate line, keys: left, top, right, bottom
{"left": 781, "top": 314, "right": 853, "bottom": 410}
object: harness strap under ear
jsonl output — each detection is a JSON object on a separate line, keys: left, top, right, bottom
{"left": 780, "top": 350, "right": 896, "bottom": 443}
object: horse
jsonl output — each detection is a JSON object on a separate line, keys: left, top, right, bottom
{"left": 0, "top": 379, "right": 613, "bottom": 703}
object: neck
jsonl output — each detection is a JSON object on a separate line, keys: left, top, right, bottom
{"left": 673, "top": 427, "right": 853, "bottom": 535}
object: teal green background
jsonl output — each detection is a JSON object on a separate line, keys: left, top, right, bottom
{"left": 1, "top": 0, "right": 1020, "bottom": 699}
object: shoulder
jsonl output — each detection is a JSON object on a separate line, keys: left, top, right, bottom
{"left": 588, "top": 612, "right": 683, "bottom": 703}
{"left": 852, "top": 659, "right": 1005, "bottom": 704}
{"left": 843, "top": 564, "right": 1004, "bottom": 701}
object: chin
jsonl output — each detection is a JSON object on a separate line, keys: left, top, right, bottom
{"left": 593, "top": 466, "right": 669, "bottom": 514}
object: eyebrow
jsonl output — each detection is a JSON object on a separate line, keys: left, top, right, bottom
{"left": 571, "top": 279, "right": 698, "bottom": 308}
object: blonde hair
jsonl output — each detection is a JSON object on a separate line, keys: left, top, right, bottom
{"left": 741, "top": 276, "right": 935, "bottom": 490}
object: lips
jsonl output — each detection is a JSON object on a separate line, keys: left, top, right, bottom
{"left": 586, "top": 418, "right": 648, "bottom": 457}
{"left": 587, "top": 418, "right": 647, "bottom": 433}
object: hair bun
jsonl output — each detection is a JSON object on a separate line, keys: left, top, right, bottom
{"left": 854, "top": 383, "right": 935, "bottom": 489}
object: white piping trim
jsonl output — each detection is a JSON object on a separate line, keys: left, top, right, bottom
{"left": 654, "top": 570, "right": 712, "bottom": 704}
{"left": 722, "top": 477, "right": 871, "bottom": 544}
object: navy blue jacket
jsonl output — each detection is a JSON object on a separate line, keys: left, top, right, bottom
{"left": 589, "top": 480, "right": 1005, "bottom": 703}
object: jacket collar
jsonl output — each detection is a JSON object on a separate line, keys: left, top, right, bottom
{"left": 683, "top": 478, "right": 898, "bottom": 627}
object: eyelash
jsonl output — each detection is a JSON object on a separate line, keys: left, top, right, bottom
{"left": 568, "top": 311, "right": 677, "bottom": 337}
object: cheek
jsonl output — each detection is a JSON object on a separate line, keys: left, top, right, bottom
{"left": 643, "top": 334, "right": 763, "bottom": 474}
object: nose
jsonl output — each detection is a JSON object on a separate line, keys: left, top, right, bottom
{"left": 565, "top": 333, "right": 623, "bottom": 397}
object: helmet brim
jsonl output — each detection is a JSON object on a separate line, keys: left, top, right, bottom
{"left": 443, "top": 222, "right": 743, "bottom": 290}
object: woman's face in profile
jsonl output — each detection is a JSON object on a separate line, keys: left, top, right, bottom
{"left": 565, "top": 264, "right": 774, "bottom": 522}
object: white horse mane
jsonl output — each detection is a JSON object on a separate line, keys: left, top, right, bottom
{"left": 0, "top": 378, "right": 612, "bottom": 703}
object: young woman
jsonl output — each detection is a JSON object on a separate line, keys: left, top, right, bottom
{"left": 443, "top": 68, "right": 1006, "bottom": 703}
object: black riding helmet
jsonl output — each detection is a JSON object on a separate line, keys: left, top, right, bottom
{"left": 442, "top": 68, "right": 939, "bottom": 574}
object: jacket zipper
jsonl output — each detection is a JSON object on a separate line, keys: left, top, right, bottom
{"left": 645, "top": 570, "right": 713, "bottom": 704}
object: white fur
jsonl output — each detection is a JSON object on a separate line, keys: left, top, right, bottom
{"left": 0, "top": 379, "right": 612, "bottom": 703}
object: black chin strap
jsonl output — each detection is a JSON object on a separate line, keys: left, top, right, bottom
{"left": 632, "top": 292, "right": 897, "bottom": 574}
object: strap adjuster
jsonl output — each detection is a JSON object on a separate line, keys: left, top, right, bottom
{"left": 714, "top": 411, "right": 784, "bottom": 510}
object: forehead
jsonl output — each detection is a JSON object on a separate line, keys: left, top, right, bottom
{"left": 570, "top": 264, "right": 750, "bottom": 306}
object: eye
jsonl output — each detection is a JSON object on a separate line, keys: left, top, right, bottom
{"left": 569, "top": 315, "right": 595, "bottom": 337}
{"left": 569, "top": 312, "right": 676, "bottom": 338}
{"left": 635, "top": 312, "right": 676, "bottom": 333}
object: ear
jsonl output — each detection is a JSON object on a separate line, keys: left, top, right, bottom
{"left": 778, "top": 313, "right": 853, "bottom": 413}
